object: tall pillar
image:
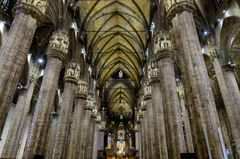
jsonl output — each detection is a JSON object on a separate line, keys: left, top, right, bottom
{"left": 2, "top": 64, "right": 39, "bottom": 158}
{"left": 164, "top": 1, "right": 223, "bottom": 157}
{"left": 92, "top": 114, "right": 101, "bottom": 159}
{"left": 86, "top": 107, "right": 97, "bottom": 159}
{"left": 53, "top": 61, "right": 79, "bottom": 159}
{"left": 1, "top": 87, "right": 27, "bottom": 158}
{"left": 23, "top": 31, "right": 69, "bottom": 158}
{"left": 140, "top": 100, "right": 146, "bottom": 159}
{"left": 67, "top": 79, "right": 88, "bottom": 159}
{"left": 143, "top": 83, "right": 156, "bottom": 158}
{"left": 45, "top": 113, "right": 59, "bottom": 159}
{"left": 208, "top": 39, "right": 240, "bottom": 155}
{"left": 154, "top": 31, "right": 186, "bottom": 158}
{"left": 177, "top": 81, "right": 194, "bottom": 153}
{"left": 137, "top": 119, "right": 142, "bottom": 159}
{"left": 98, "top": 120, "right": 106, "bottom": 157}
{"left": 0, "top": 0, "right": 47, "bottom": 135}
{"left": 79, "top": 94, "right": 94, "bottom": 158}
{"left": 148, "top": 61, "right": 167, "bottom": 159}
{"left": 135, "top": 124, "right": 139, "bottom": 154}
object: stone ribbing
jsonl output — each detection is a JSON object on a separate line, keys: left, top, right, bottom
{"left": 45, "top": 114, "right": 59, "bottom": 159}
{"left": 177, "top": 81, "right": 194, "bottom": 153}
{"left": 23, "top": 32, "right": 69, "bottom": 158}
{"left": 79, "top": 103, "right": 93, "bottom": 158}
{"left": 67, "top": 92, "right": 87, "bottom": 159}
{"left": 2, "top": 66, "right": 39, "bottom": 158}
{"left": 150, "top": 77, "right": 167, "bottom": 159}
{"left": 0, "top": 1, "right": 47, "bottom": 135}
{"left": 1, "top": 88, "right": 27, "bottom": 158}
{"left": 52, "top": 76, "right": 78, "bottom": 159}
{"left": 156, "top": 50, "right": 186, "bottom": 158}
{"left": 168, "top": 3, "right": 222, "bottom": 157}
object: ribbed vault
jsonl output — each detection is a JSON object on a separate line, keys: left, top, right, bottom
{"left": 77, "top": 0, "right": 150, "bottom": 114}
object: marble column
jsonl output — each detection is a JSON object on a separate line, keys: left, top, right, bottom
{"left": 140, "top": 101, "right": 146, "bottom": 159}
{"left": 86, "top": 111, "right": 96, "bottom": 159}
{"left": 45, "top": 113, "right": 59, "bottom": 159}
{"left": 164, "top": 1, "right": 223, "bottom": 157}
{"left": 98, "top": 120, "right": 106, "bottom": 157}
{"left": 154, "top": 31, "right": 186, "bottom": 158}
{"left": 79, "top": 94, "right": 94, "bottom": 158}
{"left": 92, "top": 114, "right": 101, "bottom": 159}
{"left": 177, "top": 81, "right": 194, "bottom": 153}
{"left": 135, "top": 124, "right": 139, "bottom": 154}
{"left": 0, "top": 104, "right": 15, "bottom": 156}
{"left": 23, "top": 31, "right": 69, "bottom": 158}
{"left": 208, "top": 39, "right": 240, "bottom": 155}
{"left": 67, "top": 79, "right": 88, "bottom": 159}
{"left": 1, "top": 87, "right": 27, "bottom": 158}
{"left": 0, "top": 0, "right": 47, "bottom": 135}
{"left": 137, "top": 120, "right": 142, "bottom": 159}
{"left": 143, "top": 83, "right": 156, "bottom": 158}
{"left": 2, "top": 64, "right": 39, "bottom": 158}
{"left": 52, "top": 62, "right": 79, "bottom": 159}
{"left": 149, "top": 61, "right": 167, "bottom": 159}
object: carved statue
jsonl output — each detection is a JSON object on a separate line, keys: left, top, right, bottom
{"left": 48, "top": 32, "right": 69, "bottom": 54}
{"left": 148, "top": 65, "right": 152, "bottom": 79}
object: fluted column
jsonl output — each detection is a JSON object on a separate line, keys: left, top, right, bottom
{"left": 208, "top": 39, "right": 240, "bottom": 155}
{"left": 177, "top": 81, "right": 194, "bottom": 153}
{"left": 149, "top": 61, "right": 167, "bottom": 159}
{"left": 1, "top": 87, "right": 27, "bottom": 158}
{"left": 143, "top": 83, "right": 156, "bottom": 158}
{"left": 2, "top": 64, "right": 39, "bottom": 158}
{"left": 67, "top": 79, "right": 87, "bottom": 159}
{"left": 92, "top": 114, "right": 101, "bottom": 159}
{"left": 79, "top": 94, "right": 94, "bottom": 158}
{"left": 154, "top": 31, "right": 186, "bottom": 158}
{"left": 0, "top": 0, "right": 47, "bottom": 135}
{"left": 45, "top": 113, "right": 59, "bottom": 159}
{"left": 23, "top": 31, "right": 69, "bottom": 158}
{"left": 53, "top": 62, "right": 79, "bottom": 159}
{"left": 164, "top": 1, "right": 223, "bottom": 157}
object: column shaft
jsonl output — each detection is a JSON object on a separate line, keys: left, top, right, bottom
{"left": 53, "top": 78, "right": 77, "bottom": 159}
{"left": 139, "top": 117, "right": 145, "bottom": 159}
{"left": 86, "top": 116, "right": 96, "bottom": 159}
{"left": 67, "top": 93, "right": 86, "bottom": 159}
{"left": 2, "top": 88, "right": 28, "bottom": 158}
{"left": 45, "top": 114, "right": 59, "bottom": 159}
{"left": 92, "top": 123, "right": 100, "bottom": 159}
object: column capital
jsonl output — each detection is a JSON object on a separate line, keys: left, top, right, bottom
{"left": 222, "top": 64, "right": 234, "bottom": 72}
{"left": 46, "top": 31, "right": 69, "bottom": 61}
{"left": 29, "top": 63, "right": 40, "bottom": 84}
{"left": 64, "top": 61, "right": 81, "bottom": 85}
{"left": 84, "top": 95, "right": 94, "bottom": 110}
{"left": 99, "top": 121, "right": 106, "bottom": 131}
{"left": 177, "top": 81, "right": 185, "bottom": 99}
{"left": 148, "top": 60, "right": 160, "bottom": 84}
{"left": 154, "top": 31, "right": 174, "bottom": 61}
{"left": 75, "top": 79, "right": 88, "bottom": 99}
{"left": 13, "top": 0, "right": 48, "bottom": 27}
{"left": 143, "top": 83, "right": 151, "bottom": 100}
{"left": 207, "top": 39, "right": 218, "bottom": 62}
{"left": 20, "top": 87, "right": 28, "bottom": 93}
{"left": 165, "top": 1, "right": 195, "bottom": 25}
{"left": 141, "top": 100, "right": 147, "bottom": 111}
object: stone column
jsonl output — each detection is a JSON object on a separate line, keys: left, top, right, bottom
{"left": 23, "top": 31, "right": 69, "bottom": 158}
{"left": 135, "top": 124, "right": 139, "bottom": 154}
{"left": 2, "top": 64, "right": 39, "bottom": 158}
{"left": 1, "top": 87, "right": 27, "bottom": 158}
{"left": 149, "top": 61, "right": 167, "bottom": 159}
{"left": 67, "top": 79, "right": 88, "bottom": 159}
{"left": 164, "top": 1, "right": 223, "bottom": 157}
{"left": 85, "top": 110, "right": 96, "bottom": 159}
{"left": 52, "top": 62, "right": 79, "bottom": 159}
{"left": 140, "top": 101, "right": 146, "bottom": 159}
{"left": 79, "top": 94, "right": 94, "bottom": 158}
{"left": 17, "top": 114, "right": 33, "bottom": 158}
{"left": 208, "top": 39, "right": 240, "bottom": 154}
{"left": 154, "top": 31, "right": 186, "bottom": 158}
{"left": 218, "top": 108, "right": 234, "bottom": 159}
{"left": 92, "top": 114, "right": 101, "bottom": 159}
{"left": 143, "top": 83, "right": 156, "bottom": 158}
{"left": 0, "top": 0, "right": 47, "bottom": 135}
{"left": 137, "top": 120, "right": 142, "bottom": 159}
{"left": 177, "top": 81, "right": 194, "bottom": 153}
{"left": 0, "top": 104, "right": 15, "bottom": 156}
{"left": 45, "top": 113, "right": 59, "bottom": 159}
{"left": 98, "top": 120, "right": 106, "bottom": 157}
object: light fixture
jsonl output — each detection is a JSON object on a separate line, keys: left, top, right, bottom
{"left": 204, "top": 31, "right": 208, "bottom": 36}
{"left": 223, "top": 10, "right": 226, "bottom": 13}
{"left": 38, "top": 59, "right": 43, "bottom": 63}
{"left": 218, "top": 19, "right": 220, "bottom": 22}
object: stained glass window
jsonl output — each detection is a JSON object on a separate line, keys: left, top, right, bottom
{"left": 108, "top": 135, "right": 111, "bottom": 149}
{"left": 120, "top": 114, "right": 123, "bottom": 120}
{"left": 118, "top": 129, "right": 125, "bottom": 140}
{"left": 214, "top": 0, "right": 223, "bottom": 9}
{"left": 129, "top": 113, "right": 132, "bottom": 118}
{"left": 119, "top": 70, "right": 123, "bottom": 78}
{"left": 1, "top": 0, "right": 9, "bottom": 12}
